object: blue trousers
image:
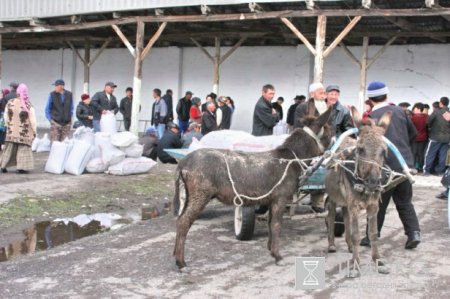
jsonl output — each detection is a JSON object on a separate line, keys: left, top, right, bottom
{"left": 93, "top": 120, "right": 101, "bottom": 133}
{"left": 156, "top": 123, "right": 166, "bottom": 140}
{"left": 424, "top": 140, "right": 449, "bottom": 174}
{"left": 178, "top": 120, "right": 189, "bottom": 134}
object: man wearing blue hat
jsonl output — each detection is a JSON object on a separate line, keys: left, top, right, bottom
{"left": 45, "top": 79, "right": 73, "bottom": 142}
{"left": 360, "top": 81, "right": 421, "bottom": 249}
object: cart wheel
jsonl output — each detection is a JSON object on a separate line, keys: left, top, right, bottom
{"left": 234, "top": 206, "right": 256, "bottom": 241}
{"left": 334, "top": 207, "right": 345, "bottom": 237}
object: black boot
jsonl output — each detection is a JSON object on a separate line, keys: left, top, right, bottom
{"left": 436, "top": 190, "right": 449, "bottom": 200}
{"left": 1, "top": 168, "right": 7, "bottom": 173}
{"left": 360, "top": 236, "right": 371, "bottom": 247}
{"left": 16, "top": 169, "right": 29, "bottom": 174}
{"left": 405, "top": 231, "right": 421, "bottom": 249}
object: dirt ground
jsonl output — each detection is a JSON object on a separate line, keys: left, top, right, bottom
{"left": 0, "top": 146, "right": 449, "bottom": 298}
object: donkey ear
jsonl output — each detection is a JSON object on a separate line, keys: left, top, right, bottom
{"left": 316, "top": 106, "right": 332, "bottom": 128}
{"left": 307, "top": 98, "right": 316, "bottom": 118}
{"left": 350, "top": 106, "right": 363, "bottom": 127}
{"left": 377, "top": 111, "right": 392, "bottom": 131}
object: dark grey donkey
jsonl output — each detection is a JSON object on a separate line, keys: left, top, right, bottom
{"left": 326, "top": 107, "right": 392, "bottom": 276}
{"left": 173, "top": 99, "right": 332, "bottom": 269}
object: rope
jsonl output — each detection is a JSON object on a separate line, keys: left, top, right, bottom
{"left": 222, "top": 152, "right": 313, "bottom": 207}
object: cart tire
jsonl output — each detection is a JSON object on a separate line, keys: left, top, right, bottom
{"left": 234, "top": 206, "right": 256, "bottom": 241}
{"left": 334, "top": 207, "right": 345, "bottom": 237}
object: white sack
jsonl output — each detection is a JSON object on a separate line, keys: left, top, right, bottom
{"left": 188, "top": 138, "right": 204, "bottom": 151}
{"left": 73, "top": 126, "right": 95, "bottom": 145}
{"left": 100, "top": 142, "right": 125, "bottom": 166}
{"left": 64, "top": 140, "right": 94, "bottom": 176}
{"left": 200, "top": 130, "right": 253, "bottom": 150}
{"left": 31, "top": 136, "right": 41, "bottom": 152}
{"left": 106, "top": 157, "right": 157, "bottom": 176}
{"left": 100, "top": 112, "right": 117, "bottom": 135}
{"left": 45, "top": 141, "right": 72, "bottom": 174}
{"left": 121, "top": 143, "right": 143, "bottom": 158}
{"left": 36, "top": 133, "right": 51, "bottom": 152}
{"left": 111, "top": 131, "right": 138, "bottom": 147}
{"left": 86, "top": 157, "right": 108, "bottom": 173}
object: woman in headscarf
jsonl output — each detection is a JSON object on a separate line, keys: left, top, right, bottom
{"left": 1, "top": 84, "right": 37, "bottom": 174}
{"left": 0, "top": 89, "right": 10, "bottom": 150}
{"left": 189, "top": 97, "right": 202, "bottom": 124}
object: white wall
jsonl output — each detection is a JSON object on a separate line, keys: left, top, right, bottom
{"left": 2, "top": 44, "right": 449, "bottom": 132}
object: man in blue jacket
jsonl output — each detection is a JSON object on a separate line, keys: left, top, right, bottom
{"left": 45, "top": 79, "right": 73, "bottom": 142}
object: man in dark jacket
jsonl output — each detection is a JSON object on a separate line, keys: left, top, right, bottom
{"left": 360, "top": 81, "right": 421, "bottom": 250}
{"left": 91, "top": 81, "right": 119, "bottom": 132}
{"left": 217, "top": 97, "right": 232, "bottom": 130}
{"left": 424, "top": 96, "right": 450, "bottom": 176}
{"left": 140, "top": 127, "right": 159, "bottom": 161}
{"left": 76, "top": 93, "right": 94, "bottom": 128}
{"left": 325, "top": 85, "right": 354, "bottom": 138}
{"left": 411, "top": 102, "right": 428, "bottom": 172}
{"left": 201, "top": 93, "right": 217, "bottom": 112}
{"left": 45, "top": 79, "right": 73, "bottom": 142}
{"left": 176, "top": 91, "right": 193, "bottom": 134}
{"left": 272, "top": 96, "right": 284, "bottom": 121}
{"left": 162, "top": 89, "right": 174, "bottom": 122}
{"left": 157, "top": 122, "right": 182, "bottom": 164}
{"left": 119, "top": 87, "right": 133, "bottom": 131}
{"left": 286, "top": 95, "right": 305, "bottom": 131}
{"left": 252, "top": 84, "right": 279, "bottom": 136}
{"left": 201, "top": 102, "right": 218, "bottom": 135}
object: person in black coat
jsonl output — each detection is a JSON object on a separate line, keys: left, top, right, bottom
{"left": 76, "top": 94, "right": 94, "bottom": 128}
{"left": 201, "top": 102, "right": 218, "bottom": 135}
{"left": 271, "top": 96, "right": 284, "bottom": 121}
{"left": 286, "top": 95, "right": 305, "bottom": 130}
{"left": 360, "top": 81, "right": 421, "bottom": 250}
{"left": 91, "top": 81, "right": 119, "bottom": 132}
{"left": 119, "top": 87, "right": 133, "bottom": 131}
{"left": 252, "top": 84, "right": 279, "bottom": 136}
{"left": 157, "top": 122, "right": 182, "bottom": 164}
{"left": 140, "top": 127, "right": 159, "bottom": 161}
{"left": 162, "top": 89, "right": 174, "bottom": 122}
{"left": 176, "top": 91, "right": 193, "bottom": 134}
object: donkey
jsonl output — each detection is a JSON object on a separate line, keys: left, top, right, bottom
{"left": 172, "top": 99, "right": 332, "bottom": 269}
{"left": 325, "top": 107, "right": 392, "bottom": 275}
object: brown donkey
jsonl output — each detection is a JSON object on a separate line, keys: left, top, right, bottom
{"left": 326, "top": 107, "right": 392, "bottom": 276}
{"left": 173, "top": 99, "right": 332, "bottom": 269}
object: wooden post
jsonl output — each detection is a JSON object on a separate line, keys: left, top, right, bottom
{"left": 314, "top": 15, "right": 327, "bottom": 83}
{"left": 83, "top": 39, "right": 90, "bottom": 93}
{"left": 130, "top": 21, "right": 144, "bottom": 135}
{"left": 213, "top": 37, "right": 220, "bottom": 94}
{"left": 359, "top": 37, "right": 369, "bottom": 112}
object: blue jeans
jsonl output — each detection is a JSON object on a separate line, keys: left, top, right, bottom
{"left": 93, "top": 120, "right": 101, "bottom": 132}
{"left": 178, "top": 120, "right": 189, "bottom": 134}
{"left": 424, "top": 140, "right": 449, "bottom": 174}
{"left": 156, "top": 123, "right": 166, "bottom": 140}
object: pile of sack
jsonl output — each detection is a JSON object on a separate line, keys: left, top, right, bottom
{"left": 44, "top": 123, "right": 156, "bottom": 176}
{"left": 188, "top": 130, "right": 289, "bottom": 153}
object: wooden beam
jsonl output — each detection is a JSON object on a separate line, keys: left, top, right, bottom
{"left": 367, "top": 36, "right": 397, "bottom": 69}
{"left": 66, "top": 40, "right": 86, "bottom": 65}
{"left": 111, "top": 24, "right": 136, "bottom": 58}
{"left": 220, "top": 36, "right": 247, "bottom": 64}
{"left": 141, "top": 22, "right": 167, "bottom": 61}
{"left": 280, "top": 17, "right": 316, "bottom": 55}
{"left": 1, "top": 8, "right": 450, "bottom": 34}
{"left": 339, "top": 42, "right": 361, "bottom": 67}
{"left": 83, "top": 39, "right": 90, "bottom": 93}
{"left": 213, "top": 37, "right": 220, "bottom": 94}
{"left": 359, "top": 37, "right": 369, "bottom": 112}
{"left": 313, "top": 15, "right": 326, "bottom": 83}
{"left": 130, "top": 21, "right": 144, "bottom": 135}
{"left": 88, "top": 38, "right": 112, "bottom": 67}
{"left": 190, "top": 37, "right": 214, "bottom": 62}
{"left": 323, "top": 16, "right": 361, "bottom": 58}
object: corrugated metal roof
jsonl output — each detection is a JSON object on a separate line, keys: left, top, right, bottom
{"left": 0, "top": 0, "right": 339, "bottom": 21}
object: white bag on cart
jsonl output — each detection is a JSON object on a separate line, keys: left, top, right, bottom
{"left": 45, "top": 141, "right": 72, "bottom": 174}
{"left": 106, "top": 157, "right": 157, "bottom": 176}
{"left": 64, "top": 140, "right": 94, "bottom": 176}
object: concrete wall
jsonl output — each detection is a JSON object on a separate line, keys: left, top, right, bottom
{"left": 2, "top": 44, "right": 449, "bottom": 132}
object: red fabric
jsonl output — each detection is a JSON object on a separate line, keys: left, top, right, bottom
{"left": 190, "top": 106, "right": 202, "bottom": 123}
{"left": 362, "top": 111, "right": 371, "bottom": 121}
{"left": 411, "top": 113, "right": 428, "bottom": 142}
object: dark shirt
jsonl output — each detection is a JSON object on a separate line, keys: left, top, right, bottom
{"left": 427, "top": 107, "right": 450, "bottom": 143}
{"left": 370, "top": 104, "right": 416, "bottom": 171}
{"left": 91, "top": 91, "right": 119, "bottom": 120}
{"left": 157, "top": 130, "right": 182, "bottom": 163}
{"left": 252, "top": 97, "right": 279, "bottom": 136}
{"left": 272, "top": 102, "right": 283, "bottom": 121}
{"left": 76, "top": 101, "right": 94, "bottom": 128}
{"left": 201, "top": 111, "right": 218, "bottom": 135}
{"left": 286, "top": 103, "right": 299, "bottom": 126}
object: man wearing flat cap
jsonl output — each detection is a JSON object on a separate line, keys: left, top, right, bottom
{"left": 45, "top": 79, "right": 73, "bottom": 142}
{"left": 3, "top": 82, "right": 19, "bottom": 104}
{"left": 91, "top": 81, "right": 119, "bottom": 132}
{"left": 325, "top": 85, "right": 353, "bottom": 138}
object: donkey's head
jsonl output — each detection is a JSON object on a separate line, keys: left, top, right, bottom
{"left": 351, "top": 107, "right": 392, "bottom": 192}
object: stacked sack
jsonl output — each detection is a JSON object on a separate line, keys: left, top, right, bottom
{"left": 45, "top": 125, "right": 156, "bottom": 176}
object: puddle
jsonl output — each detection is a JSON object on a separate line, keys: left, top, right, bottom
{"left": 0, "top": 213, "right": 130, "bottom": 263}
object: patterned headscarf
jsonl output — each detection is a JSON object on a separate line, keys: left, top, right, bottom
{"left": 2, "top": 89, "right": 10, "bottom": 98}
{"left": 16, "top": 83, "right": 30, "bottom": 113}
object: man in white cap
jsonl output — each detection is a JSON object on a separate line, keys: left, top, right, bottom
{"left": 293, "top": 82, "right": 329, "bottom": 213}
{"left": 360, "top": 81, "right": 421, "bottom": 249}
